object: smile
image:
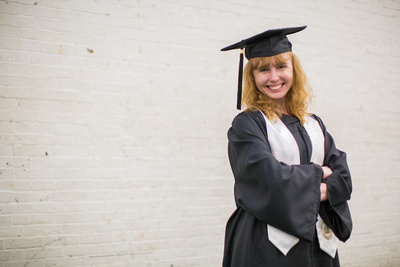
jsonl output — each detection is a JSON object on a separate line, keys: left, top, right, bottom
{"left": 268, "top": 84, "right": 283, "bottom": 90}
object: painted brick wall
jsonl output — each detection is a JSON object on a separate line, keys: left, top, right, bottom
{"left": 0, "top": 0, "right": 399, "bottom": 266}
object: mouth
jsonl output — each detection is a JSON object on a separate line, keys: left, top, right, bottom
{"left": 267, "top": 84, "right": 283, "bottom": 91}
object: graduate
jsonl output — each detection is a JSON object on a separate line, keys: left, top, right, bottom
{"left": 221, "top": 26, "right": 353, "bottom": 267}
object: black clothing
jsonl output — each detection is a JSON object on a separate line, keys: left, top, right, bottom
{"left": 220, "top": 26, "right": 306, "bottom": 60}
{"left": 223, "top": 111, "right": 352, "bottom": 267}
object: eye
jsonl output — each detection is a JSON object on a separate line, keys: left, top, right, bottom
{"left": 259, "top": 67, "right": 270, "bottom": 72}
{"left": 278, "top": 64, "right": 287, "bottom": 69}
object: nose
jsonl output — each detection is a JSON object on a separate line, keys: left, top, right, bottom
{"left": 269, "top": 68, "right": 279, "bottom": 82}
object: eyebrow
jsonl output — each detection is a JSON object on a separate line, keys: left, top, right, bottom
{"left": 255, "top": 62, "right": 271, "bottom": 70}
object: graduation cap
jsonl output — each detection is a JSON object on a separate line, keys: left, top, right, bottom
{"left": 221, "top": 26, "right": 307, "bottom": 109}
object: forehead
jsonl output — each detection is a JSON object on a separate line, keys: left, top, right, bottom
{"left": 254, "top": 53, "right": 292, "bottom": 68}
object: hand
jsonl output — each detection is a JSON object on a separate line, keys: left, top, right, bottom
{"left": 320, "top": 182, "right": 328, "bottom": 201}
{"left": 321, "top": 166, "right": 332, "bottom": 179}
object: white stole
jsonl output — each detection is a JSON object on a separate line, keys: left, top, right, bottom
{"left": 261, "top": 112, "right": 339, "bottom": 258}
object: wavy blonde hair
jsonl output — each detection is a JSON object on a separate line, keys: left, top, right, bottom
{"left": 242, "top": 52, "right": 313, "bottom": 125}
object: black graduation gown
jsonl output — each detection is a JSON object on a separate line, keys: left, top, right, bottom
{"left": 223, "top": 110, "right": 352, "bottom": 267}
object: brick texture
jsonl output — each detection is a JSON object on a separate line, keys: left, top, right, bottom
{"left": 1, "top": 0, "right": 399, "bottom": 266}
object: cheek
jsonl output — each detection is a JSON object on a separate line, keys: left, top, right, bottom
{"left": 253, "top": 74, "right": 261, "bottom": 87}
{"left": 287, "top": 73, "right": 293, "bottom": 82}
{"left": 284, "top": 71, "right": 293, "bottom": 83}
{"left": 254, "top": 73, "right": 267, "bottom": 85}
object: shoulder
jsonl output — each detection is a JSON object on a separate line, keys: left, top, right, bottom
{"left": 232, "top": 110, "right": 264, "bottom": 128}
{"left": 229, "top": 110, "right": 267, "bottom": 138}
{"left": 309, "top": 113, "right": 327, "bottom": 133}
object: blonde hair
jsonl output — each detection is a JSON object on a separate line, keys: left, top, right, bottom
{"left": 242, "top": 52, "right": 313, "bottom": 125}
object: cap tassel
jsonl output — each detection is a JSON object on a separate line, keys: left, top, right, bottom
{"left": 237, "top": 48, "right": 244, "bottom": 110}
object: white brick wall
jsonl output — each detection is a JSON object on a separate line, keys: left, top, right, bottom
{"left": 0, "top": 0, "right": 399, "bottom": 266}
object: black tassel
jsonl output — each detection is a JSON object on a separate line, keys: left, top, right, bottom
{"left": 236, "top": 49, "right": 244, "bottom": 110}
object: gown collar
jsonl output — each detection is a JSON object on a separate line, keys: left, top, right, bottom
{"left": 280, "top": 114, "right": 300, "bottom": 125}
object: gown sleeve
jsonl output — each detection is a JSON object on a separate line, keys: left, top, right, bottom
{"left": 314, "top": 115, "right": 353, "bottom": 242}
{"left": 228, "top": 111, "right": 323, "bottom": 242}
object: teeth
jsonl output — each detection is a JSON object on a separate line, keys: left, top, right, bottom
{"left": 269, "top": 84, "right": 282, "bottom": 90}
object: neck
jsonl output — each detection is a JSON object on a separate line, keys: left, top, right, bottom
{"left": 275, "top": 99, "right": 288, "bottom": 115}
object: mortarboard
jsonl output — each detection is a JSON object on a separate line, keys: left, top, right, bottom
{"left": 221, "top": 26, "right": 306, "bottom": 110}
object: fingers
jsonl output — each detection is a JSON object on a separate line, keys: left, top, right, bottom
{"left": 320, "top": 183, "right": 328, "bottom": 201}
{"left": 322, "top": 166, "right": 332, "bottom": 179}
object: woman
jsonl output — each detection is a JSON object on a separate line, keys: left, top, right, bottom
{"left": 221, "top": 26, "right": 352, "bottom": 267}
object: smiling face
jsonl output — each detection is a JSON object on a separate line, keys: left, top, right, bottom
{"left": 252, "top": 53, "right": 293, "bottom": 109}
